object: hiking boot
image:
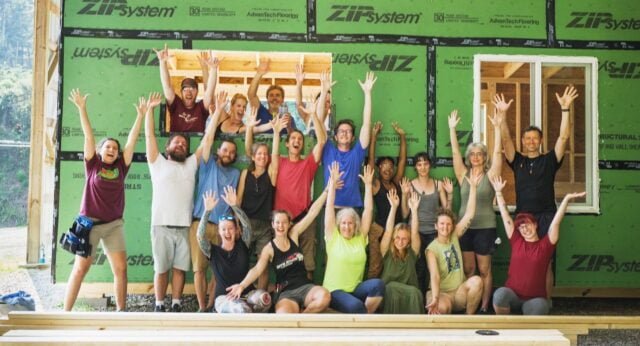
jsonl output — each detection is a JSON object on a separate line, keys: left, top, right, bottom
{"left": 154, "top": 304, "right": 166, "bottom": 312}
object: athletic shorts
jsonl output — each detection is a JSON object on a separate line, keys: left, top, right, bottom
{"left": 88, "top": 218, "right": 126, "bottom": 257}
{"left": 277, "top": 283, "right": 315, "bottom": 308}
{"left": 151, "top": 225, "right": 191, "bottom": 273}
{"left": 189, "top": 220, "right": 220, "bottom": 272}
{"left": 249, "top": 218, "right": 273, "bottom": 257}
{"left": 459, "top": 227, "right": 497, "bottom": 255}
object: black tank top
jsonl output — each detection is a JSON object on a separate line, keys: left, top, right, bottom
{"left": 210, "top": 241, "right": 251, "bottom": 298}
{"left": 241, "top": 170, "right": 274, "bottom": 221}
{"left": 373, "top": 181, "right": 402, "bottom": 226}
{"left": 271, "top": 237, "right": 311, "bottom": 292}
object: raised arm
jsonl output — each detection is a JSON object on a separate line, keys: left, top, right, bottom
{"left": 359, "top": 165, "right": 375, "bottom": 238}
{"left": 448, "top": 110, "right": 467, "bottom": 184}
{"left": 144, "top": 91, "right": 161, "bottom": 163}
{"left": 400, "top": 177, "right": 411, "bottom": 219}
{"left": 454, "top": 173, "right": 481, "bottom": 237}
{"left": 316, "top": 69, "right": 335, "bottom": 128}
{"left": 221, "top": 185, "right": 253, "bottom": 247}
{"left": 153, "top": 44, "right": 175, "bottom": 105}
{"left": 226, "top": 245, "right": 272, "bottom": 300}
{"left": 68, "top": 89, "right": 95, "bottom": 161}
{"left": 324, "top": 161, "right": 343, "bottom": 242}
{"left": 124, "top": 94, "right": 151, "bottom": 166}
{"left": 490, "top": 175, "right": 514, "bottom": 239}
{"left": 294, "top": 64, "right": 310, "bottom": 125}
{"left": 487, "top": 108, "right": 504, "bottom": 179}
{"left": 380, "top": 188, "right": 399, "bottom": 257}
{"left": 268, "top": 116, "right": 286, "bottom": 184}
{"left": 248, "top": 58, "right": 269, "bottom": 110}
{"left": 548, "top": 191, "right": 585, "bottom": 245}
{"left": 493, "top": 94, "right": 515, "bottom": 162}
{"left": 196, "top": 190, "right": 218, "bottom": 259}
{"left": 202, "top": 53, "right": 220, "bottom": 110}
{"left": 554, "top": 85, "right": 579, "bottom": 162}
{"left": 408, "top": 192, "right": 421, "bottom": 255}
{"left": 292, "top": 190, "right": 330, "bottom": 243}
{"left": 392, "top": 122, "right": 407, "bottom": 184}
{"left": 243, "top": 107, "right": 260, "bottom": 157}
{"left": 442, "top": 177, "right": 454, "bottom": 211}
{"left": 358, "top": 71, "right": 377, "bottom": 148}
{"left": 368, "top": 121, "right": 382, "bottom": 170}
{"left": 200, "top": 91, "right": 227, "bottom": 162}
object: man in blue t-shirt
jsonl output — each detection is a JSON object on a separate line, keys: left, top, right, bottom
{"left": 247, "top": 58, "right": 295, "bottom": 136}
{"left": 322, "top": 72, "right": 377, "bottom": 208}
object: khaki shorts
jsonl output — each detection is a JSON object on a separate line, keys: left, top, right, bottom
{"left": 426, "top": 286, "right": 467, "bottom": 313}
{"left": 151, "top": 225, "right": 191, "bottom": 273}
{"left": 189, "top": 220, "right": 220, "bottom": 272}
{"left": 249, "top": 218, "right": 273, "bottom": 257}
{"left": 88, "top": 219, "right": 126, "bottom": 257}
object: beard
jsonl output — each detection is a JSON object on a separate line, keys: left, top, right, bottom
{"left": 167, "top": 148, "right": 187, "bottom": 162}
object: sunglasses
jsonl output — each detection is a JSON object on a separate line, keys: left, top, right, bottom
{"left": 218, "top": 215, "right": 235, "bottom": 223}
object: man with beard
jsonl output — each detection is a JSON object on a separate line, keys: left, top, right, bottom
{"left": 189, "top": 92, "right": 241, "bottom": 312}
{"left": 248, "top": 58, "right": 295, "bottom": 135}
{"left": 154, "top": 44, "right": 218, "bottom": 133}
{"left": 271, "top": 73, "right": 330, "bottom": 281}
{"left": 145, "top": 91, "right": 223, "bottom": 313}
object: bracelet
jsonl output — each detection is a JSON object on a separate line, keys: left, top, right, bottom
{"left": 561, "top": 108, "right": 570, "bottom": 112}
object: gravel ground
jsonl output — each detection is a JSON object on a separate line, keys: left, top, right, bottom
{"left": 1, "top": 227, "right": 639, "bottom": 344}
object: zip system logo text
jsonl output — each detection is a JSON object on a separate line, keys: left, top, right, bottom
{"left": 566, "top": 12, "right": 640, "bottom": 30}
{"left": 599, "top": 60, "right": 640, "bottom": 79}
{"left": 567, "top": 254, "right": 640, "bottom": 273}
{"left": 327, "top": 5, "right": 422, "bottom": 24}
{"left": 71, "top": 46, "right": 158, "bottom": 67}
{"left": 78, "top": 0, "right": 176, "bottom": 18}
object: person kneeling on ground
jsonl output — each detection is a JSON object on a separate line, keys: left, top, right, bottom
{"left": 491, "top": 175, "right": 585, "bottom": 315}
{"left": 196, "top": 187, "right": 271, "bottom": 313}
{"left": 425, "top": 173, "right": 483, "bottom": 315}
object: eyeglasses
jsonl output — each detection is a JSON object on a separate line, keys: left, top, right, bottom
{"left": 336, "top": 129, "right": 352, "bottom": 135}
{"left": 182, "top": 86, "right": 197, "bottom": 91}
{"left": 218, "top": 215, "right": 235, "bottom": 222}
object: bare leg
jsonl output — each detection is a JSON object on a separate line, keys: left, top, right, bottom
{"left": 460, "top": 276, "right": 483, "bottom": 314}
{"left": 275, "top": 299, "right": 300, "bottom": 313}
{"left": 193, "top": 270, "right": 207, "bottom": 310}
{"left": 476, "top": 254, "right": 493, "bottom": 311}
{"left": 494, "top": 305, "right": 511, "bottom": 314}
{"left": 364, "top": 296, "right": 383, "bottom": 314}
{"left": 63, "top": 255, "right": 93, "bottom": 311}
{"left": 302, "top": 286, "right": 331, "bottom": 313}
{"left": 154, "top": 271, "right": 169, "bottom": 303}
{"left": 106, "top": 251, "right": 128, "bottom": 311}
{"left": 462, "top": 251, "right": 477, "bottom": 278}
{"left": 171, "top": 268, "right": 185, "bottom": 301}
{"left": 206, "top": 279, "right": 215, "bottom": 310}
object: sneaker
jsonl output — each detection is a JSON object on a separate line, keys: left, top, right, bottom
{"left": 477, "top": 307, "right": 493, "bottom": 315}
{"left": 171, "top": 303, "right": 182, "bottom": 312}
{"left": 154, "top": 305, "right": 166, "bottom": 312}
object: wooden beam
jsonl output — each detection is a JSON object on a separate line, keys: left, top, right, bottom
{"left": 503, "top": 62, "right": 525, "bottom": 79}
{"left": 26, "top": 0, "right": 48, "bottom": 264}
{"left": 543, "top": 66, "right": 563, "bottom": 80}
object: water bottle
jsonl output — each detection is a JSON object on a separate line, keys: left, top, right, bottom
{"left": 39, "top": 243, "right": 45, "bottom": 264}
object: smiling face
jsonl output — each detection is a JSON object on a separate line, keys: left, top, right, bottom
{"left": 218, "top": 219, "right": 238, "bottom": 244}
{"left": 415, "top": 158, "right": 431, "bottom": 177}
{"left": 514, "top": 213, "right": 539, "bottom": 242}
{"left": 435, "top": 214, "right": 454, "bottom": 239}
{"left": 98, "top": 139, "right": 120, "bottom": 164}
{"left": 252, "top": 144, "right": 269, "bottom": 169}
{"left": 285, "top": 130, "right": 304, "bottom": 156}
{"left": 465, "top": 144, "right": 487, "bottom": 169}
{"left": 393, "top": 228, "right": 411, "bottom": 252}
{"left": 377, "top": 158, "right": 395, "bottom": 182}
{"left": 217, "top": 140, "right": 237, "bottom": 166}
{"left": 266, "top": 87, "right": 284, "bottom": 111}
{"left": 166, "top": 135, "right": 188, "bottom": 162}
{"left": 271, "top": 212, "right": 291, "bottom": 237}
{"left": 334, "top": 123, "right": 355, "bottom": 148}
{"left": 521, "top": 129, "right": 542, "bottom": 155}
{"left": 231, "top": 97, "right": 247, "bottom": 120}
{"left": 336, "top": 208, "right": 360, "bottom": 240}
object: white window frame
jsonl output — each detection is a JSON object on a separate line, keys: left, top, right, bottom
{"left": 473, "top": 54, "right": 600, "bottom": 214}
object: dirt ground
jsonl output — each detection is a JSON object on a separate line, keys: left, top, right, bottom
{"left": 1, "top": 227, "right": 639, "bottom": 344}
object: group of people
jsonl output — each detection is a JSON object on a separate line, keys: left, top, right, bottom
{"left": 63, "top": 46, "right": 584, "bottom": 316}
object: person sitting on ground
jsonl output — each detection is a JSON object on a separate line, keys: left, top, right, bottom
{"left": 447, "top": 104, "right": 504, "bottom": 314}
{"left": 491, "top": 175, "right": 585, "bottom": 315}
{"left": 196, "top": 187, "right": 271, "bottom": 313}
{"left": 63, "top": 89, "right": 147, "bottom": 312}
{"left": 379, "top": 189, "right": 423, "bottom": 314}
{"left": 425, "top": 173, "right": 483, "bottom": 315}
{"left": 226, "top": 185, "right": 332, "bottom": 313}
{"left": 367, "top": 121, "right": 407, "bottom": 279}
{"left": 154, "top": 44, "right": 218, "bottom": 133}
{"left": 323, "top": 163, "right": 385, "bottom": 314}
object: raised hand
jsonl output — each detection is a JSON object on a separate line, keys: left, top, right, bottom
{"left": 295, "top": 64, "right": 304, "bottom": 84}
{"left": 391, "top": 122, "right": 405, "bottom": 136}
{"left": 320, "top": 69, "right": 336, "bottom": 92}
{"left": 400, "top": 177, "right": 412, "bottom": 195}
{"left": 489, "top": 175, "right": 506, "bottom": 193}
{"left": 358, "top": 71, "right": 377, "bottom": 93}
{"left": 372, "top": 121, "right": 383, "bottom": 137}
{"left": 215, "top": 91, "right": 229, "bottom": 111}
{"left": 386, "top": 188, "right": 400, "bottom": 208}
{"left": 408, "top": 191, "right": 420, "bottom": 211}
{"left": 146, "top": 92, "right": 162, "bottom": 109}
{"left": 488, "top": 108, "right": 503, "bottom": 128}
{"left": 256, "top": 58, "right": 270, "bottom": 75}
{"left": 153, "top": 43, "right": 169, "bottom": 62}
{"left": 196, "top": 50, "right": 210, "bottom": 69}
{"left": 246, "top": 107, "right": 260, "bottom": 128}
{"left": 300, "top": 96, "right": 319, "bottom": 117}
{"left": 134, "top": 96, "right": 147, "bottom": 115}
{"left": 68, "top": 88, "right": 88, "bottom": 109}
{"left": 270, "top": 113, "right": 288, "bottom": 133}
{"left": 202, "top": 190, "right": 219, "bottom": 212}
{"left": 359, "top": 164, "right": 375, "bottom": 185}
{"left": 205, "top": 53, "right": 221, "bottom": 71}
{"left": 329, "top": 161, "right": 345, "bottom": 189}
{"left": 565, "top": 191, "right": 586, "bottom": 201}
{"left": 442, "top": 177, "right": 454, "bottom": 195}
{"left": 448, "top": 110, "right": 460, "bottom": 129}
{"left": 555, "top": 85, "right": 579, "bottom": 109}
{"left": 220, "top": 185, "right": 238, "bottom": 207}
{"left": 492, "top": 93, "right": 514, "bottom": 114}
